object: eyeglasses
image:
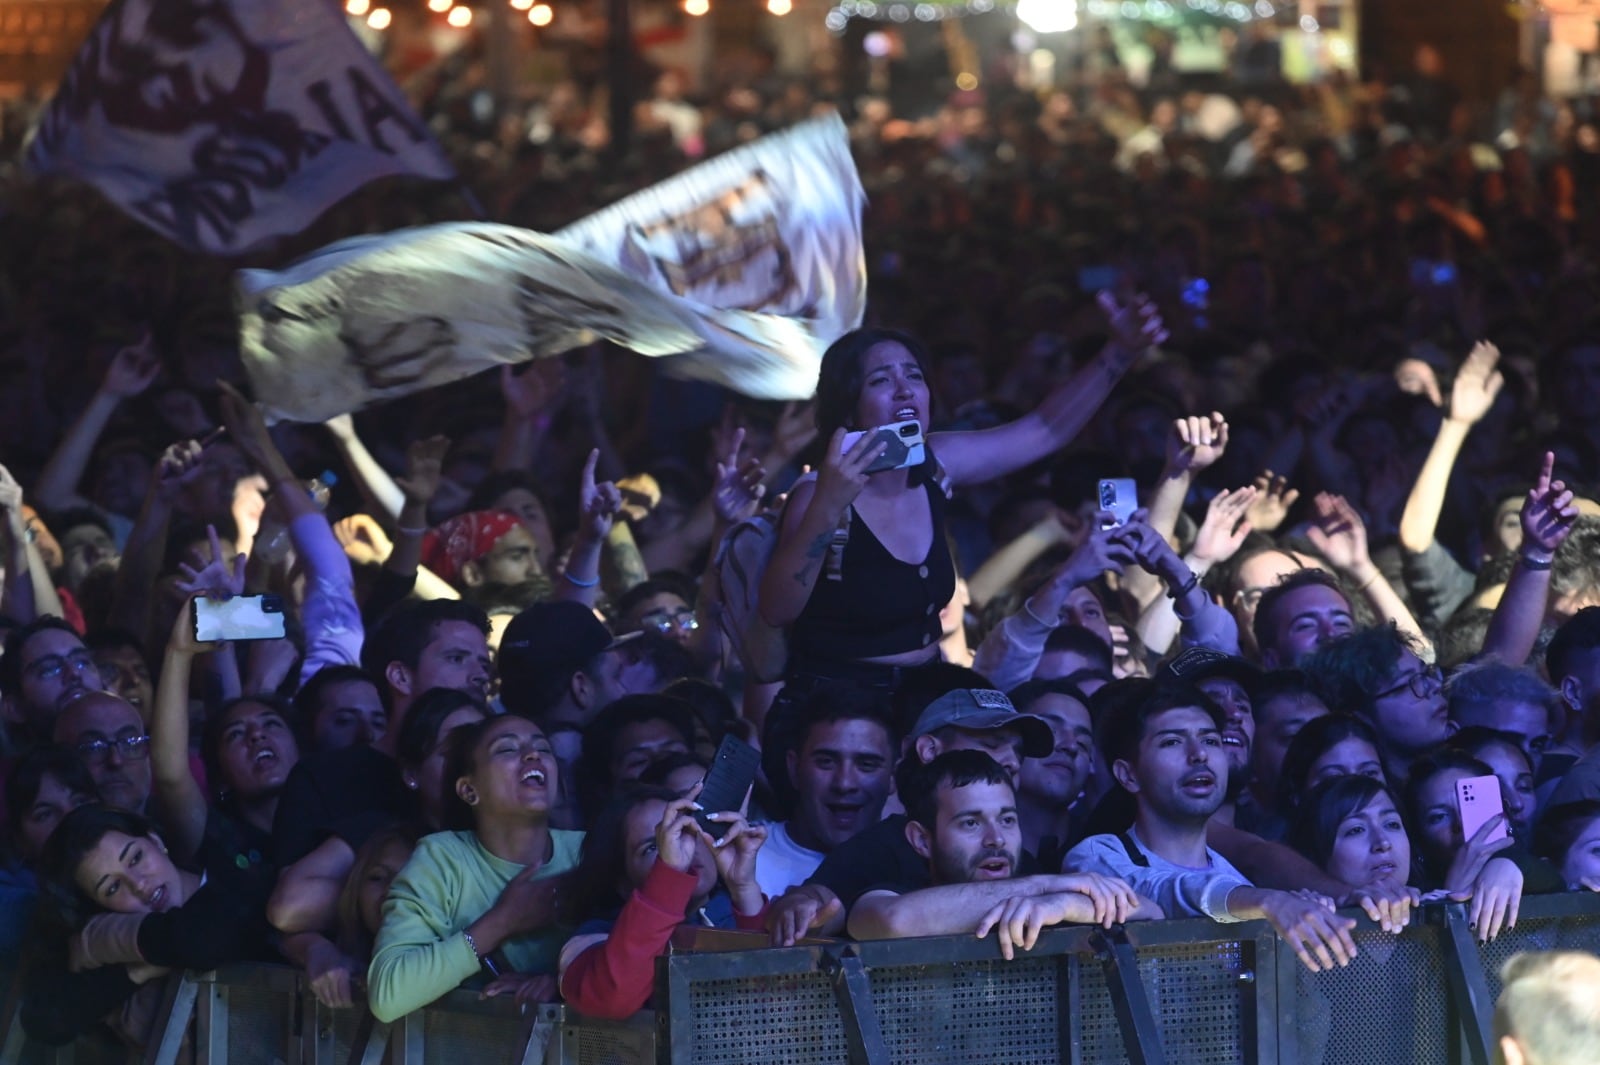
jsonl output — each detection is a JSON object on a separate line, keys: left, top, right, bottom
{"left": 640, "top": 608, "right": 698, "bottom": 636}
{"left": 75, "top": 734, "right": 151, "bottom": 766}
{"left": 1375, "top": 665, "right": 1443, "bottom": 701}
{"left": 28, "top": 651, "right": 99, "bottom": 683}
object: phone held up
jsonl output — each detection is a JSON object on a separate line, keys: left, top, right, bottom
{"left": 193, "top": 595, "right": 287, "bottom": 643}
{"left": 1455, "top": 774, "right": 1509, "bottom": 845}
{"left": 841, "top": 419, "right": 926, "bottom": 475}
{"left": 1098, "top": 478, "right": 1138, "bottom": 530}
{"left": 694, "top": 734, "right": 761, "bottom": 842}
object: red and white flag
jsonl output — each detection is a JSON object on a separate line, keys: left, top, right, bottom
{"left": 25, "top": 0, "right": 456, "bottom": 255}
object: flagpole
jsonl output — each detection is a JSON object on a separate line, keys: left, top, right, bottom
{"left": 606, "top": 0, "right": 635, "bottom": 169}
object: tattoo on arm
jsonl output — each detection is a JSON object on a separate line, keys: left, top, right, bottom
{"left": 791, "top": 532, "right": 833, "bottom": 586}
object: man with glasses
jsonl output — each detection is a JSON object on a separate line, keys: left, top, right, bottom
{"left": 612, "top": 579, "right": 700, "bottom": 649}
{"left": 1, "top": 616, "right": 107, "bottom": 748}
{"left": 52, "top": 690, "right": 152, "bottom": 813}
{"left": 1301, "top": 626, "right": 1451, "bottom": 787}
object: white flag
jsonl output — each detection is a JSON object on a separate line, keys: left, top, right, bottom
{"left": 236, "top": 114, "right": 866, "bottom": 423}
{"left": 26, "top": 0, "right": 456, "bottom": 254}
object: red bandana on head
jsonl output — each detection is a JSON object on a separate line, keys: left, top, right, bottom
{"left": 421, "top": 510, "right": 522, "bottom": 586}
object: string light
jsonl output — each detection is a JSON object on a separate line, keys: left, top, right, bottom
{"left": 529, "top": 2, "right": 554, "bottom": 23}
{"left": 511, "top": 0, "right": 534, "bottom": 8}
{"left": 428, "top": 0, "right": 451, "bottom": 10}
{"left": 447, "top": 4, "right": 473, "bottom": 25}
{"left": 684, "top": 0, "right": 710, "bottom": 15}
{"left": 345, "top": 0, "right": 370, "bottom": 15}
{"left": 768, "top": 0, "right": 793, "bottom": 13}
{"left": 367, "top": 6, "right": 392, "bottom": 28}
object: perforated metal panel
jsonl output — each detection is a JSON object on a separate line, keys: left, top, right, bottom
{"left": 1292, "top": 926, "right": 1452, "bottom": 1065}
{"left": 868, "top": 955, "right": 1061, "bottom": 1064}
{"left": 1139, "top": 939, "right": 1248, "bottom": 1063}
{"left": 683, "top": 971, "right": 847, "bottom": 1064}
{"left": 423, "top": 1004, "right": 528, "bottom": 1060}
{"left": 221, "top": 983, "right": 292, "bottom": 1065}
{"left": 557, "top": 1015, "right": 657, "bottom": 1065}
{"left": 1476, "top": 910, "right": 1600, "bottom": 1005}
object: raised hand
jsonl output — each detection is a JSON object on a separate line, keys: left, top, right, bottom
{"left": 1098, "top": 291, "right": 1169, "bottom": 354}
{"left": 1245, "top": 471, "right": 1298, "bottom": 533}
{"left": 395, "top": 435, "right": 451, "bottom": 506}
{"left": 154, "top": 438, "right": 211, "bottom": 504}
{"left": 1521, "top": 450, "right": 1579, "bottom": 558}
{"left": 654, "top": 788, "right": 706, "bottom": 875}
{"left": 812, "top": 428, "right": 887, "bottom": 517}
{"left": 704, "top": 811, "right": 767, "bottom": 893}
{"left": 217, "top": 381, "right": 280, "bottom": 475}
{"left": 576, "top": 448, "right": 623, "bottom": 541}
{"left": 1447, "top": 341, "right": 1504, "bottom": 426}
{"left": 0, "top": 464, "right": 23, "bottom": 512}
{"left": 500, "top": 361, "right": 563, "bottom": 421}
{"left": 1166, "top": 412, "right": 1229, "bottom": 476}
{"left": 1305, "top": 493, "right": 1373, "bottom": 577}
{"left": 770, "top": 400, "right": 819, "bottom": 465}
{"left": 175, "top": 524, "right": 247, "bottom": 600}
{"left": 102, "top": 334, "right": 161, "bottom": 399}
{"left": 1190, "top": 486, "right": 1257, "bottom": 567}
{"left": 1393, "top": 357, "right": 1442, "bottom": 407}
{"left": 712, "top": 427, "right": 767, "bottom": 526}
{"left": 332, "top": 514, "right": 395, "bottom": 565}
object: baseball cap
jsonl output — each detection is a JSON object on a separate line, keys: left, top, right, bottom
{"left": 909, "top": 688, "right": 1054, "bottom": 759}
{"left": 497, "top": 601, "right": 639, "bottom": 714}
{"left": 1160, "top": 647, "right": 1262, "bottom": 690}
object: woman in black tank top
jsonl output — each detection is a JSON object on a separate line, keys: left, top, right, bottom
{"left": 759, "top": 301, "right": 1167, "bottom": 682}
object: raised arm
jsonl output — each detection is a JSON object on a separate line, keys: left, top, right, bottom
{"left": 1398, "top": 343, "right": 1502, "bottom": 553}
{"left": 35, "top": 336, "right": 160, "bottom": 513}
{"left": 932, "top": 293, "right": 1166, "bottom": 488}
{"left": 152, "top": 596, "right": 225, "bottom": 863}
{"left": 1136, "top": 487, "right": 1256, "bottom": 656}
{"left": 1122, "top": 413, "right": 1230, "bottom": 609}
{"left": 491, "top": 362, "right": 562, "bottom": 473}
{"left": 109, "top": 438, "right": 208, "bottom": 646}
{"left": 555, "top": 449, "right": 624, "bottom": 609}
{"left": 965, "top": 512, "right": 1075, "bottom": 610}
{"left": 323, "top": 414, "right": 405, "bottom": 520}
{"left": 0, "top": 467, "right": 62, "bottom": 623}
{"left": 1482, "top": 452, "right": 1578, "bottom": 665}
{"left": 1306, "top": 493, "right": 1432, "bottom": 658}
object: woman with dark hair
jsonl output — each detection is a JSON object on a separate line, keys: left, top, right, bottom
{"left": 1402, "top": 749, "right": 1560, "bottom": 940}
{"left": 1275, "top": 714, "right": 1387, "bottom": 814}
{"left": 1288, "top": 775, "right": 1420, "bottom": 903}
{"left": 21, "top": 803, "right": 274, "bottom": 1045}
{"left": 559, "top": 784, "right": 767, "bottom": 1020}
{"left": 367, "top": 715, "right": 581, "bottom": 1021}
{"left": 1533, "top": 800, "right": 1600, "bottom": 891}
{"left": 395, "top": 688, "right": 490, "bottom": 827}
{"left": 758, "top": 306, "right": 1163, "bottom": 688}
{"left": 1446, "top": 727, "right": 1537, "bottom": 838}
{"left": 153, "top": 595, "right": 301, "bottom": 866}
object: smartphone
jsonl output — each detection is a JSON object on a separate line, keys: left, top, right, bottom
{"left": 1098, "top": 478, "right": 1138, "bottom": 529}
{"left": 695, "top": 734, "right": 761, "bottom": 841}
{"left": 841, "top": 419, "right": 926, "bottom": 475}
{"left": 193, "top": 595, "right": 287, "bottom": 642}
{"left": 1455, "top": 774, "right": 1508, "bottom": 844}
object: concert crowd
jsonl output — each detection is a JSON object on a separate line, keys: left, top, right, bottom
{"left": 4, "top": 20, "right": 1600, "bottom": 1055}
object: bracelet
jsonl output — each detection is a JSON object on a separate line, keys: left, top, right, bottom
{"left": 395, "top": 525, "right": 427, "bottom": 536}
{"left": 563, "top": 570, "right": 600, "bottom": 588}
{"left": 1356, "top": 571, "right": 1382, "bottom": 591}
{"left": 1167, "top": 571, "right": 1201, "bottom": 600}
{"left": 1520, "top": 553, "right": 1554, "bottom": 571}
{"left": 462, "top": 929, "right": 483, "bottom": 962}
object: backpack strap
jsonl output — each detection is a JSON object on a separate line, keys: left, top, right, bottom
{"left": 1117, "top": 831, "right": 1150, "bottom": 868}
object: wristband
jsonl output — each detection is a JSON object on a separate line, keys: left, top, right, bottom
{"left": 462, "top": 929, "right": 500, "bottom": 976}
{"left": 1167, "top": 571, "right": 1201, "bottom": 600}
{"left": 1022, "top": 598, "right": 1060, "bottom": 630}
{"left": 1520, "top": 553, "right": 1554, "bottom": 571}
{"left": 563, "top": 570, "right": 600, "bottom": 588}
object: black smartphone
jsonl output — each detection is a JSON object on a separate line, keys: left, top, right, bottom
{"left": 694, "top": 734, "right": 761, "bottom": 841}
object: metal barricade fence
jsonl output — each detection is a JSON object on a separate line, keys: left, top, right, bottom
{"left": 6, "top": 894, "right": 1600, "bottom": 1065}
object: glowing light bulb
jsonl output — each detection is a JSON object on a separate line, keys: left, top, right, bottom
{"left": 367, "top": 6, "right": 392, "bottom": 28}
{"left": 768, "top": 0, "right": 793, "bottom": 13}
{"left": 529, "top": 3, "right": 554, "bottom": 24}
{"left": 1016, "top": 0, "right": 1076, "bottom": 32}
{"left": 447, "top": 4, "right": 473, "bottom": 25}
{"left": 511, "top": 0, "right": 533, "bottom": 7}
{"left": 428, "top": 0, "right": 452, "bottom": 11}
{"left": 346, "top": 0, "right": 371, "bottom": 15}
{"left": 684, "top": 0, "right": 710, "bottom": 15}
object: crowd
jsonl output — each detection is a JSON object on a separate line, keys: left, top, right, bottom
{"left": 3, "top": 16, "right": 1600, "bottom": 1055}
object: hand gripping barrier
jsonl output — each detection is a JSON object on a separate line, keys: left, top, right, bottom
{"left": 7, "top": 893, "right": 1600, "bottom": 1064}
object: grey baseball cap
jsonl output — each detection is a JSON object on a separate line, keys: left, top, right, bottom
{"left": 909, "top": 688, "right": 1055, "bottom": 759}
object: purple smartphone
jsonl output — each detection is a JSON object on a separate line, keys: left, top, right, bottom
{"left": 1455, "top": 774, "right": 1508, "bottom": 844}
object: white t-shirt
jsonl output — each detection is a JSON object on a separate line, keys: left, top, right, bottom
{"left": 754, "top": 821, "right": 825, "bottom": 900}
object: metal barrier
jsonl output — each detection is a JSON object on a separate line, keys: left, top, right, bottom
{"left": 5, "top": 893, "right": 1600, "bottom": 1064}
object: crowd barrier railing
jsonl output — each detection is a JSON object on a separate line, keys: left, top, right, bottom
{"left": 6, "top": 892, "right": 1600, "bottom": 1064}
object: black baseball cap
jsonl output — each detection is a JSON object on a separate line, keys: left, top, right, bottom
{"left": 498, "top": 601, "right": 639, "bottom": 715}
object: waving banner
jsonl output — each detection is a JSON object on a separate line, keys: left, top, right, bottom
{"left": 26, "top": 0, "right": 456, "bottom": 254}
{"left": 237, "top": 113, "right": 866, "bottom": 422}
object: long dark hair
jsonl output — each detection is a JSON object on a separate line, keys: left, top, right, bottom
{"left": 813, "top": 327, "right": 940, "bottom": 486}
{"left": 570, "top": 785, "right": 684, "bottom": 921}
{"left": 38, "top": 804, "right": 160, "bottom": 928}
{"left": 1288, "top": 774, "right": 1413, "bottom": 884}
{"left": 4, "top": 746, "right": 98, "bottom": 860}
{"left": 1275, "top": 714, "right": 1384, "bottom": 812}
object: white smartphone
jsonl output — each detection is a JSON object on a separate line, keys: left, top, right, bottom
{"left": 1098, "top": 478, "right": 1138, "bottom": 529}
{"left": 194, "top": 595, "right": 287, "bottom": 642}
{"left": 841, "top": 419, "right": 926, "bottom": 474}
{"left": 1455, "top": 774, "right": 1508, "bottom": 844}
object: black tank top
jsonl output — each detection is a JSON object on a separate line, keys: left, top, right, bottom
{"left": 789, "top": 481, "right": 958, "bottom": 664}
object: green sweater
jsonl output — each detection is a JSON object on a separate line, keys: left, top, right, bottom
{"left": 368, "top": 828, "right": 583, "bottom": 1022}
